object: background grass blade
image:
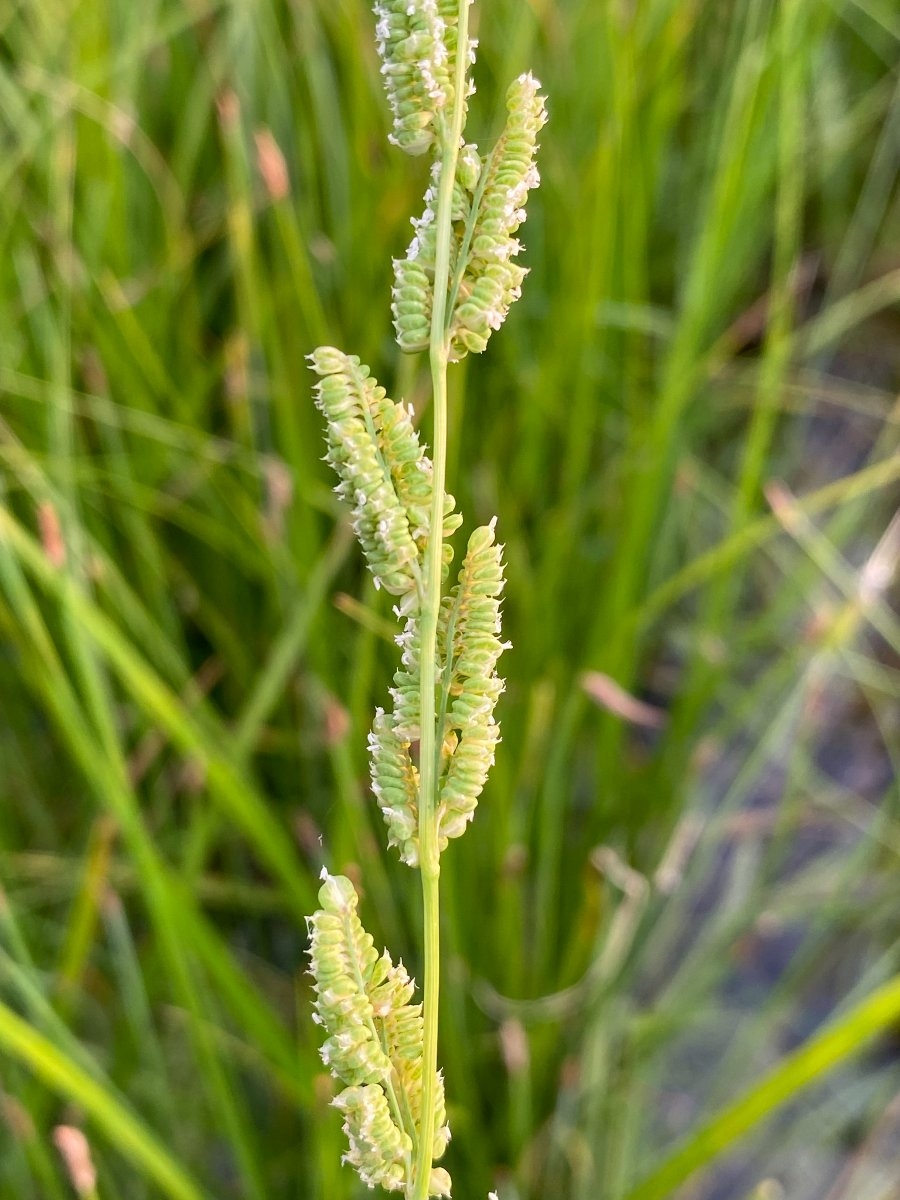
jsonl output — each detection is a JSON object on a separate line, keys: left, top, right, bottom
{"left": 0, "top": 1000, "right": 207, "bottom": 1200}
{"left": 623, "top": 974, "right": 900, "bottom": 1200}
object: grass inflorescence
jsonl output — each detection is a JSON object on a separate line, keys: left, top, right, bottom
{"left": 0, "top": 0, "right": 899, "bottom": 1198}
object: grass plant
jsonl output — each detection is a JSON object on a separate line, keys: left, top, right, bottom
{"left": 305, "top": 4, "right": 545, "bottom": 1195}
{"left": 0, "top": 0, "right": 899, "bottom": 1197}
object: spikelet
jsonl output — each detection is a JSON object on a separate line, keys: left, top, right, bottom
{"left": 437, "top": 520, "right": 509, "bottom": 843}
{"left": 388, "top": 604, "right": 429, "bottom": 742}
{"left": 307, "top": 873, "right": 393, "bottom": 1085}
{"left": 440, "top": 721, "right": 501, "bottom": 839}
{"left": 381, "top": 571, "right": 451, "bottom": 739}
{"left": 456, "top": 141, "right": 482, "bottom": 194}
{"left": 310, "top": 345, "right": 468, "bottom": 869}
{"left": 449, "top": 73, "right": 547, "bottom": 357}
{"left": 309, "top": 347, "right": 462, "bottom": 610}
{"left": 372, "top": 0, "right": 460, "bottom": 155}
{"left": 392, "top": 143, "right": 480, "bottom": 354}
{"left": 401, "top": 1057, "right": 451, "bottom": 1163}
{"left": 392, "top": 162, "right": 455, "bottom": 354}
{"left": 391, "top": 70, "right": 546, "bottom": 359}
{"left": 371, "top": 959, "right": 452, "bottom": 1162}
{"left": 335, "top": 1082, "right": 449, "bottom": 1194}
{"left": 307, "top": 874, "right": 452, "bottom": 1196}
{"left": 333, "top": 1085, "right": 410, "bottom": 1191}
{"left": 309, "top": 348, "right": 421, "bottom": 608}
{"left": 368, "top": 707, "right": 420, "bottom": 866}
{"left": 392, "top": 256, "right": 433, "bottom": 354}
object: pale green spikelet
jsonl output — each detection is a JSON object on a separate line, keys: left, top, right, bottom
{"left": 392, "top": 140, "right": 478, "bottom": 354}
{"left": 392, "top": 256, "right": 433, "bottom": 354}
{"left": 449, "top": 73, "right": 547, "bottom": 358}
{"left": 368, "top": 958, "right": 452, "bottom": 1186}
{"left": 437, "top": 519, "right": 509, "bottom": 843}
{"left": 392, "top": 163, "right": 456, "bottom": 352}
{"left": 309, "top": 347, "right": 461, "bottom": 611}
{"left": 372, "top": 0, "right": 462, "bottom": 156}
{"left": 309, "top": 348, "right": 421, "bottom": 608}
{"left": 429, "top": 1169, "right": 452, "bottom": 1198}
{"left": 392, "top": 148, "right": 478, "bottom": 353}
{"left": 439, "top": 720, "right": 501, "bottom": 839}
{"left": 307, "top": 873, "right": 393, "bottom": 1085}
{"left": 391, "top": 66, "right": 546, "bottom": 360}
{"left": 368, "top": 707, "right": 420, "bottom": 866}
{"left": 401, "top": 1057, "right": 451, "bottom": 1162}
{"left": 389, "top": 607, "right": 436, "bottom": 743}
{"left": 377, "top": 401, "right": 433, "bottom": 543}
{"left": 390, "top": 665, "right": 422, "bottom": 743}
{"left": 375, "top": 519, "right": 509, "bottom": 856}
{"left": 333, "top": 1085, "right": 410, "bottom": 1191}
{"left": 372, "top": 960, "right": 451, "bottom": 1157}
{"left": 307, "top": 874, "right": 452, "bottom": 1196}
{"left": 334, "top": 1081, "right": 451, "bottom": 1198}
{"left": 376, "top": 389, "right": 462, "bottom": 552}
{"left": 456, "top": 141, "right": 482, "bottom": 193}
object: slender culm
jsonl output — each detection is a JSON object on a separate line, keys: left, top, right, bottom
{"left": 306, "top": 2, "right": 545, "bottom": 1196}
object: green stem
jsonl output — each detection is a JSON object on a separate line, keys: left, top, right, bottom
{"left": 412, "top": 6, "right": 471, "bottom": 1198}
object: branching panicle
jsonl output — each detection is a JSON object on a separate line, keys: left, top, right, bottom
{"left": 308, "top": 2, "right": 545, "bottom": 1194}
{"left": 391, "top": 73, "right": 546, "bottom": 360}
{"left": 307, "top": 874, "right": 450, "bottom": 1197}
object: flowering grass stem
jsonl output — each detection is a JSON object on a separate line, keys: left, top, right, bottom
{"left": 306, "top": 1, "right": 544, "bottom": 1193}
{"left": 413, "top": 3, "right": 472, "bottom": 1195}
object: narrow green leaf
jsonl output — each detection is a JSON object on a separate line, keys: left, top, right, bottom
{"left": 623, "top": 974, "right": 900, "bottom": 1200}
{"left": 0, "top": 999, "right": 208, "bottom": 1200}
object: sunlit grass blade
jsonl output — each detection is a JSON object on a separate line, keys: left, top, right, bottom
{"left": 623, "top": 974, "right": 900, "bottom": 1200}
{"left": 0, "top": 999, "right": 207, "bottom": 1200}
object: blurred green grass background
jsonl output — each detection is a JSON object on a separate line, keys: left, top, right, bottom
{"left": 1, "top": 0, "right": 899, "bottom": 1197}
